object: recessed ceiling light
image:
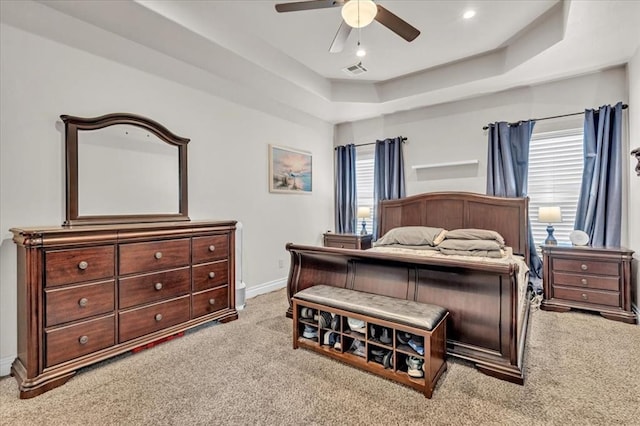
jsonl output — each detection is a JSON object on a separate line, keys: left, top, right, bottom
{"left": 463, "top": 10, "right": 476, "bottom": 20}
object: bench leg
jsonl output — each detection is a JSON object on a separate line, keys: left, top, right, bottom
{"left": 292, "top": 299, "right": 299, "bottom": 350}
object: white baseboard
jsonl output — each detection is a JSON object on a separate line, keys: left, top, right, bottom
{"left": 1, "top": 355, "right": 13, "bottom": 377}
{"left": 246, "top": 277, "right": 287, "bottom": 300}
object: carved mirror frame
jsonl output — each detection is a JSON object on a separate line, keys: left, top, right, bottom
{"left": 61, "top": 113, "right": 190, "bottom": 226}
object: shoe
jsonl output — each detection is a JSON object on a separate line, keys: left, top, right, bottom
{"left": 300, "top": 307, "right": 315, "bottom": 319}
{"left": 408, "top": 337, "right": 424, "bottom": 356}
{"left": 371, "top": 348, "right": 385, "bottom": 363}
{"left": 350, "top": 339, "right": 365, "bottom": 357}
{"left": 397, "top": 332, "right": 411, "bottom": 345}
{"left": 323, "top": 331, "right": 332, "bottom": 346}
{"left": 406, "top": 356, "right": 424, "bottom": 378}
{"left": 347, "top": 317, "right": 366, "bottom": 335}
{"left": 379, "top": 328, "right": 392, "bottom": 345}
{"left": 331, "top": 315, "right": 341, "bottom": 331}
{"left": 383, "top": 351, "right": 394, "bottom": 369}
{"left": 369, "top": 324, "right": 377, "bottom": 340}
{"left": 333, "top": 335, "right": 342, "bottom": 351}
{"left": 302, "top": 325, "right": 317, "bottom": 339}
{"left": 318, "top": 311, "right": 332, "bottom": 329}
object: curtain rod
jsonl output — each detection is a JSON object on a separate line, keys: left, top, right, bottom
{"left": 335, "top": 137, "right": 407, "bottom": 150}
{"left": 482, "top": 103, "right": 628, "bottom": 131}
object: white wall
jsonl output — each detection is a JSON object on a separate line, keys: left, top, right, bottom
{"left": 0, "top": 24, "right": 334, "bottom": 374}
{"left": 628, "top": 47, "right": 640, "bottom": 315}
{"left": 337, "top": 67, "right": 629, "bottom": 198}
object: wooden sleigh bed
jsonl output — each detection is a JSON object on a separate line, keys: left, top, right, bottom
{"left": 285, "top": 192, "right": 532, "bottom": 384}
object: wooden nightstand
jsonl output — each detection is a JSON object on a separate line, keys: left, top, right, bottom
{"left": 541, "top": 245, "right": 637, "bottom": 324}
{"left": 323, "top": 233, "right": 372, "bottom": 250}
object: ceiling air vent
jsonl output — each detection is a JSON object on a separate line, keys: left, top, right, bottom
{"left": 342, "top": 62, "right": 367, "bottom": 76}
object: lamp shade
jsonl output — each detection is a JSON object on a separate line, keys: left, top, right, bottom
{"left": 357, "top": 206, "right": 371, "bottom": 218}
{"left": 538, "top": 206, "right": 562, "bottom": 223}
{"left": 341, "top": 0, "right": 377, "bottom": 28}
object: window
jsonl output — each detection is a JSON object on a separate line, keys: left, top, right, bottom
{"left": 528, "top": 129, "right": 584, "bottom": 247}
{"left": 355, "top": 144, "right": 375, "bottom": 234}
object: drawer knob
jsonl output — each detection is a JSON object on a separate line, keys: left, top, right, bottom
{"left": 581, "top": 278, "right": 587, "bottom": 285}
{"left": 79, "top": 335, "right": 89, "bottom": 345}
{"left": 154, "top": 251, "right": 163, "bottom": 260}
{"left": 209, "top": 272, "right": 216, "bottom": 279}
{"left": 209, "top": 298, "right": 216, "bottom": 305}
{"left": 154, "top": 282, "right": 163, "bottom": 291}
{"left": 78, "top": 261, "right": 89, "bottom": 270}
{"left": 581, "top": 264, "right": 588, "bottom": 271}
{"left": 581, "top": 293, "right": 588, "bottom": 300}
{"left": 340, "top": 244, "right": 345, "bottom": 248}
{"left": 209, "top": 245, "right": 216, "bottom": 252}
{"left": 78, "top": 297, "right": 88, "bottom": 307}
{"left": 155, "top": 313, "right": 163, "bottom": 322}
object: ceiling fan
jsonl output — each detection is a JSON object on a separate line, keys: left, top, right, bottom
{"left": 275, "top": 0, "right": 420, "bottom": 53}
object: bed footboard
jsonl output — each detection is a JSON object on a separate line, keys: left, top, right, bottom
{"left": 285, "top": 244, "right": 530, "bottom": 384}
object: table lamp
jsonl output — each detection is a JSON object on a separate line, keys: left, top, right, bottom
{"left": 538, "top": 206, "right": 562, "bottom": 245}
{"left": 357, "top": 207, "right": 371, "bottom": 235}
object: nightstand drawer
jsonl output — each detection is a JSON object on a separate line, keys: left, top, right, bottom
{"left": 323, "top": 233, "right": 372, "bottom": 250}
{"left": 552, "top": 258, "right": 619, "bottom": 276}
{"left": 552, "top": 272, "right": 619, "bottom": 292}
{"left": 553, "top": 286, "right": 620, "bottom": 307}
{"left": 325, "top": 240, "right": 358, "bottom": 249}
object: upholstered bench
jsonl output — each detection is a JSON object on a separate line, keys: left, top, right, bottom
{"left": 292, "top": 285, "right": 448, "bottom": 398}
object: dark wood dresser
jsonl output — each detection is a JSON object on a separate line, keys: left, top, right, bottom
{"left": 541, "top": 245, "right": 637, "bottom": 324}
{"left": 323, "top": 233, "right": 372, "bottom": 250}
{"left": 11, "top": 220, "right": 237, "bottom": 398}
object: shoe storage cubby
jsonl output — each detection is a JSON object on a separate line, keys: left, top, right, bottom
{"left": 292, "top": 299, "right": 447, "bottom": 397}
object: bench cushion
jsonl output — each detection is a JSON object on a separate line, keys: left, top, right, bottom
{"left": 294, "top": 285, "right": 447, "bottom": 331}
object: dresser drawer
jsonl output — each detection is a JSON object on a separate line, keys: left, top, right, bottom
{"left": 192, "top": 286, "right": 229, "bottom": 318}
{"left": 119, "top": 238, "right": 190, "bottom": 275}
{"left": 192, "top": 261, "right": 229, "bottom": 292}
{"left": 118, "top": 296, "right": 190, "bottom": 342}
{"left": 552, "top": 258, "right": 619, "bottom": 276}
{"left": 552, "top": 272, "right": 619, "bottom": 292}
{"left": 45, "top": 246, "right": 115, "bottom": 287}
{"left": 45, "top": 315, "right": 115, "bottom": 367}
{"left": 119, "top": 267, "right": 190, "bottom": 309}
{"left": 552, "top": 286, "right": 620, "bottom": 307}
{"left": 192, "top": 234, "right": 229, "bottom": 264}
{"left": 45, "top": 280, "right": 115, "bottom": 327}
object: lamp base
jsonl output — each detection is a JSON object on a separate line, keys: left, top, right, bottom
{"left": 360, "top": 220, "right": 367, "bottom": 235}
{"left": 544, "top": 225, "right": 557, "bottom": 245}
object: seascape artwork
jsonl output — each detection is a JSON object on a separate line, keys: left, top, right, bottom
{"left": 269, "top": 145, "right": 312, "bottom": 193}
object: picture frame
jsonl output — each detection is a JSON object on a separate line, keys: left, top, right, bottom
{"left": 269, "top": 144, "right": 312, "bottom": 193}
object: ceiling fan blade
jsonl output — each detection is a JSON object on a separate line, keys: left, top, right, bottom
{"left": 329, "top": 21, "right": 352, "bottom": 53}
{"left": 275, "top": 0, "right": 343, "bottom": 13}
{"left": 374, "top": 4, "right": 420, "bottom": 42}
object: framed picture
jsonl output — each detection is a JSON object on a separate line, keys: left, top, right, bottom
{"left": 269, "top": 144, "right": 312, "bottom": 193}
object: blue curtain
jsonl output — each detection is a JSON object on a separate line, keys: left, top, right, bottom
{"left": 574, "top": 102, "right": 623, "bottom": 247}
{"left": 335, "top": 144, "right": 357, "bottom": 234}
{"left": 486, "top": 121, "right": 543, "bottom": 293}
{"left": 373, "top": 137, "right": 406, "bottom": 239}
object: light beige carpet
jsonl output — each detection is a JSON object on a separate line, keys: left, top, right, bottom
{"left": 1, "top": 289, "right": 638, "bottom": 425}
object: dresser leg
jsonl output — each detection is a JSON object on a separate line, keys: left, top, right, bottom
{"left": 600, "top": 312, "right": 638, "bottom": 324}
{"left": 540, "top": 302, "right": 571, "bottom": 313}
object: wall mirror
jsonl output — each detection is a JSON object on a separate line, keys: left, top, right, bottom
{"left": 62, "top": 113, "right": 189, "bottom": 226}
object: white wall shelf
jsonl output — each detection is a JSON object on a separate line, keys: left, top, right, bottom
{"left": 412, "top": 160, "right": 479, "bottom": 170}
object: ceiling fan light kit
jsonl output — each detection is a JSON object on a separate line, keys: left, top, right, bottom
{"left": 341, "top": 0, "right": 377, "bottom": 28}
{"left": 275, "top": 0, "right": 420, "bottom": 54}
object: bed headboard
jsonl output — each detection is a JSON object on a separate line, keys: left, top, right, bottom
{"left": 377, "top": 191, "right": 529, "bottom": 262}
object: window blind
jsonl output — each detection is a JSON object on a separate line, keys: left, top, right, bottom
{"left": 355, "top": 144, "right": 375, "bottom": 234}
{"left": 528, "top": 128, "right": 584, "bottom": 247}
